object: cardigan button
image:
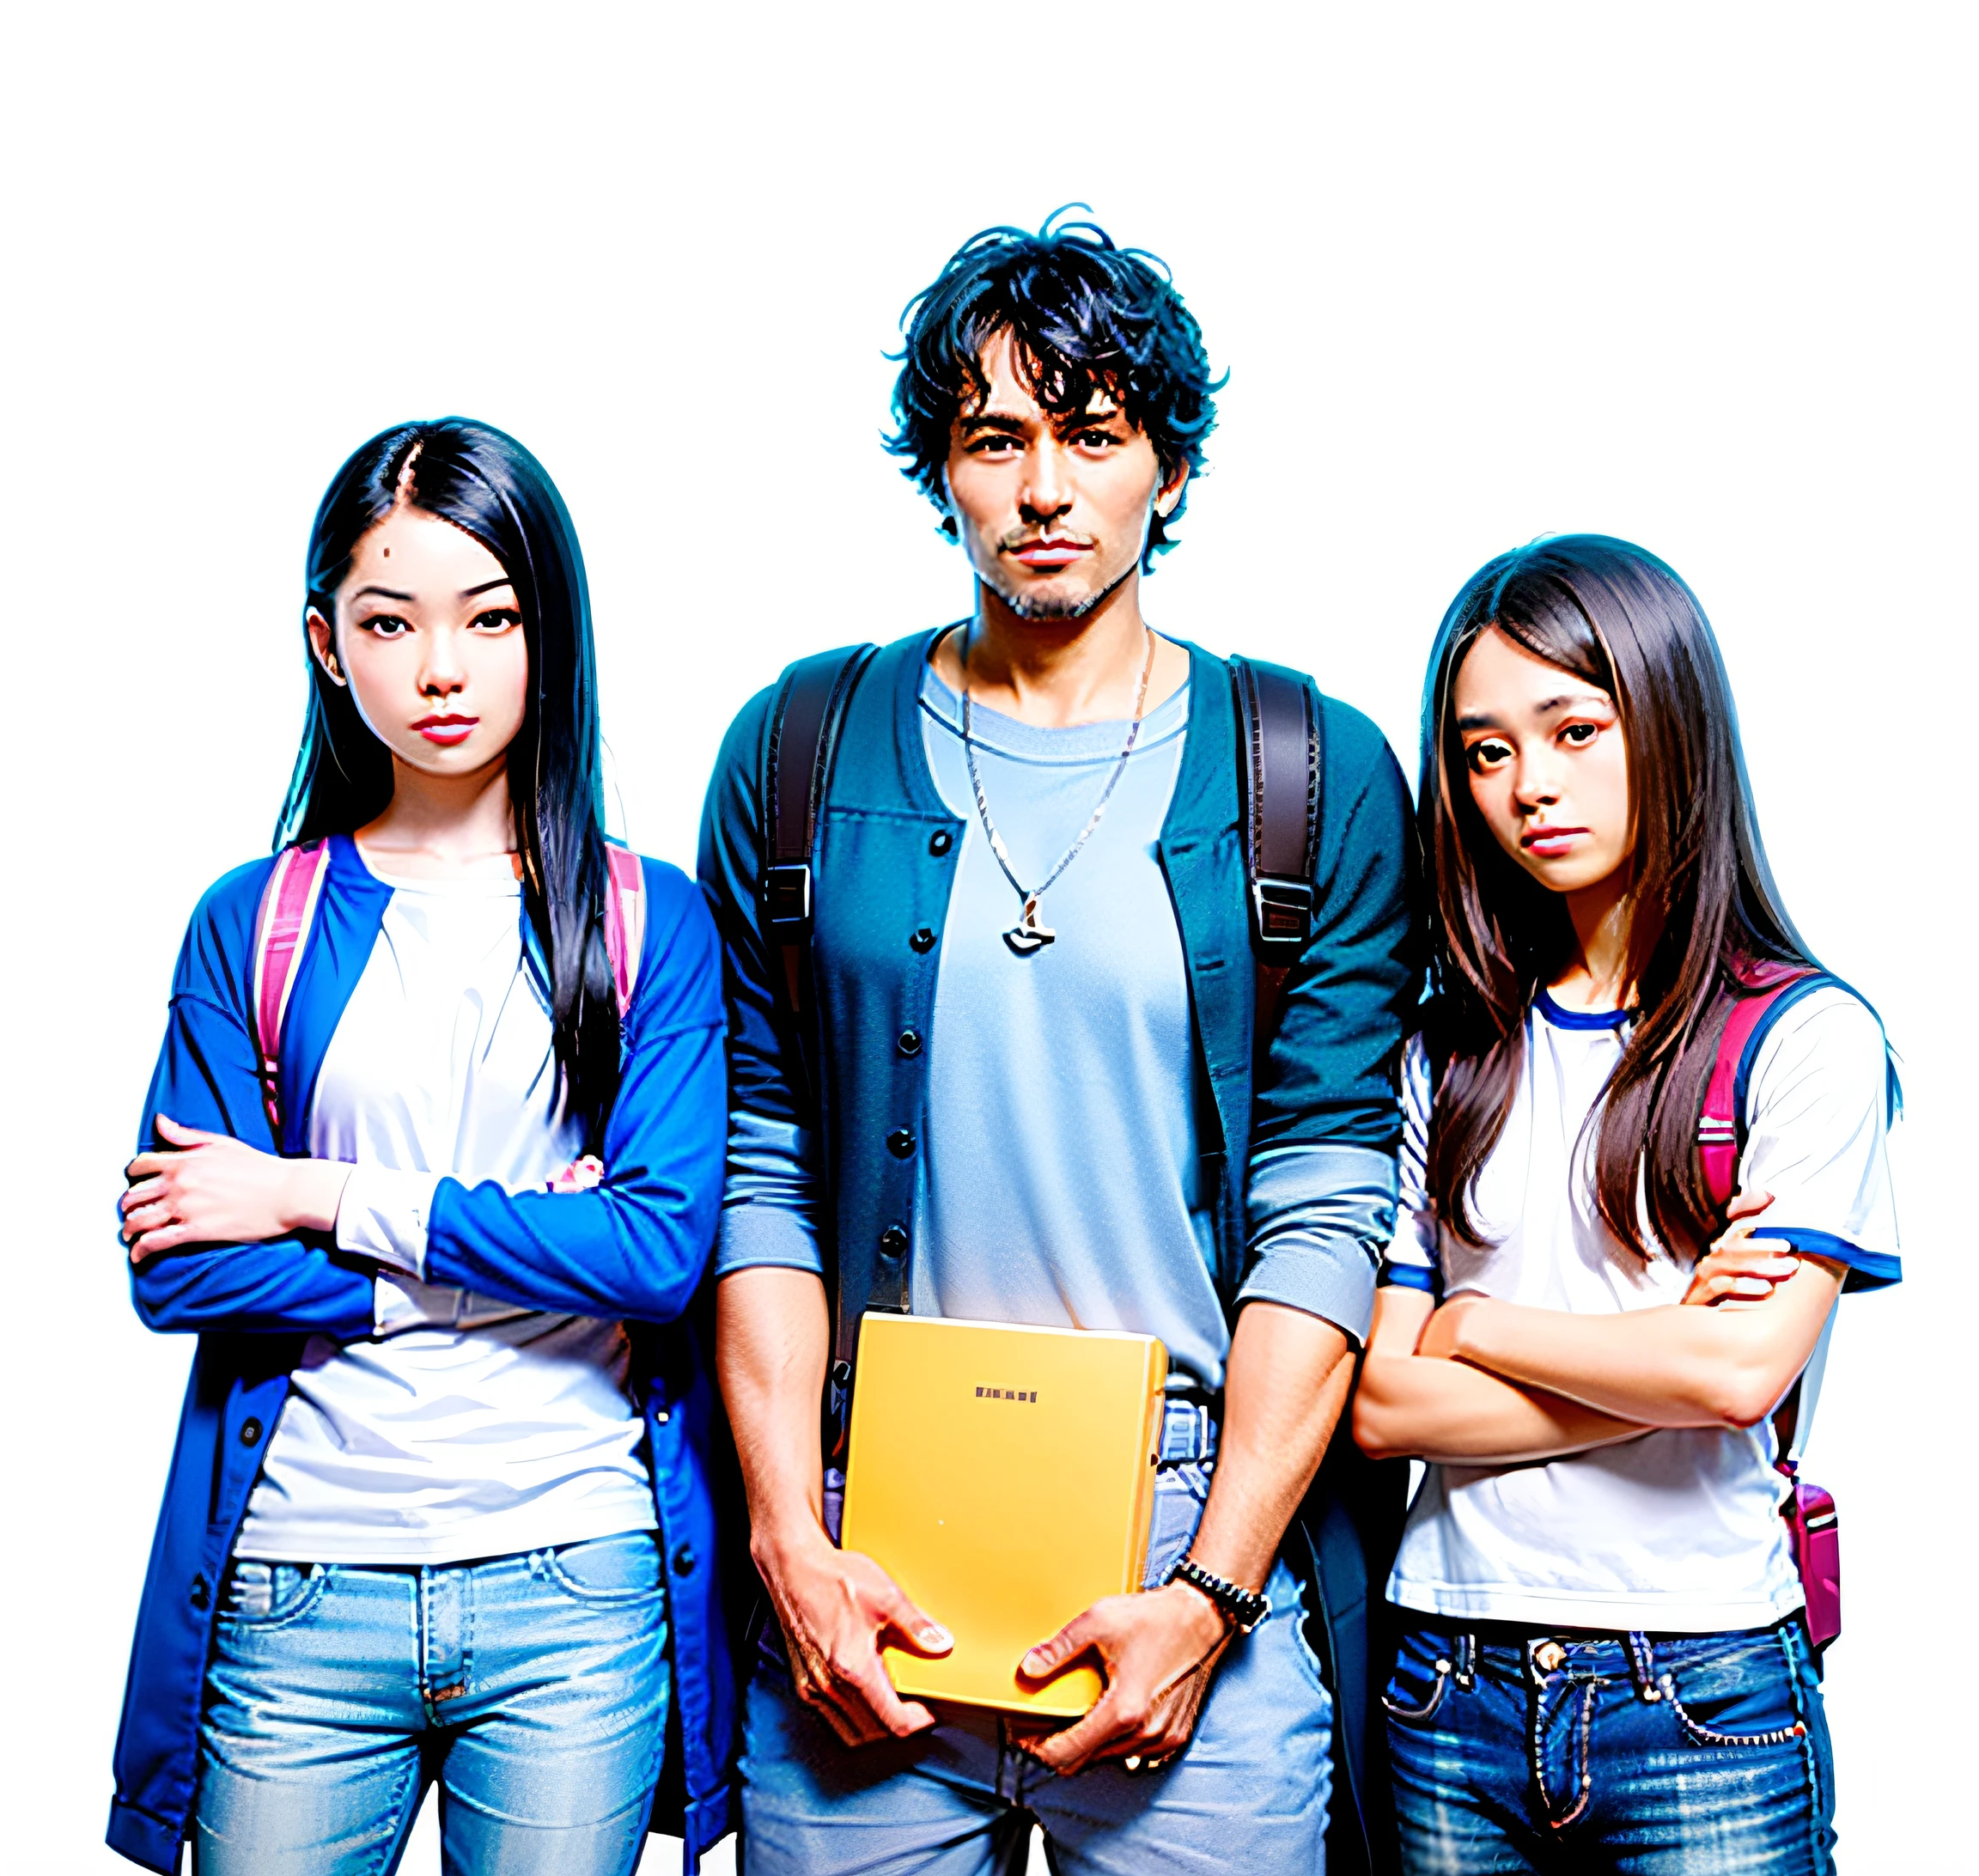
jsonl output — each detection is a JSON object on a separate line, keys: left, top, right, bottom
{"left": 672, "top": 1544, "right": 696, "bottom": 1578}
{"left": 910, "top": 926, "right": 937, "bottom": 953}
{"left": 189, "top": 1574, "right": 210, "bottom": 1610}
{"left": 897, "top": 1028, "right": 923, "bottom": 1057}
{"left": 929, "top": 830, "right": 953, "bottom": 857}
{"left": 886, "top": 1129, "right": 916, "bottom": 1160}
{"left": 239, "top": 1416, "right": 264, "bottom": 1447}
{"left": 879, "top": 1225, "right": 909, "bottom": 1258}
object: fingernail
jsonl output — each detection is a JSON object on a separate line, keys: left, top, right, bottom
{"left": 923, "top": 1625, "right": 952, "bottom": 1649}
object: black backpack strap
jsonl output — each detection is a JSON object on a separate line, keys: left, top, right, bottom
{"left": 760, "top": 643, "right": 878, "bottom": 1016}
{"left": 1230, "top": 656, "right": 1324, "bottom": 1054}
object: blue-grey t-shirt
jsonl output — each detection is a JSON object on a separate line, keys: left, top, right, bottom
{"left": 715, "top": 650, "right": 1391, "bottom": 1391}
{"left": 911, "top": 662, "right": 1230, "bottom": 1390}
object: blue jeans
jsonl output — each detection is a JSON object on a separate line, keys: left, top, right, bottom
{"left": 194, "top": 1531, "right": 670, "bottom": 1876}
{"left": 1385, "top": 1617, "right": 1835, "bottom": 1873}
{"left": 739, "top": 1404, "right": 1334, "bottom": 1874}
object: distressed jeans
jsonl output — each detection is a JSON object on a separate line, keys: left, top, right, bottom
{"left": 1385, "top": 1616, "right": 1835, "bottom": 1873}
{"left": 193, "top": 1530, "right": 670, "bottom": 1876}
{"left": 739, "top": 1400, "right": 1335, "bottom": 1875}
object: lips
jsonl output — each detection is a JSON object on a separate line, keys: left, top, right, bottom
{"left": 413, "top": 713, "right": 478, "bottom": 746}
{"left": 1008, "top": 533, "right": 1092, "bottom": 570}
{"left": 1522, "top": 826, "right": 1587, "bottom": 856}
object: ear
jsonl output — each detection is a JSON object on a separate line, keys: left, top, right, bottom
{"left": 1153, "top": 460, "right": 1190, "bottom": 521}
{"left": 307, "top": 608, "right": 346, "bottom": 686}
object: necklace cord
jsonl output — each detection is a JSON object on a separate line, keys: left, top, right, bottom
{"left": 958, "top": 623, "right": 1157, "bottom": 911}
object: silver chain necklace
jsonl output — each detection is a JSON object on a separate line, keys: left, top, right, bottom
{"left": 958, "top": 624, "right": 1156, "bottom": 955}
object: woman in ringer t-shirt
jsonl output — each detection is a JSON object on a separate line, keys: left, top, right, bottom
{"left": 113, "top": 421, "right": 728, "bottom": 1876}
{"left": 1353, "top": 535, "right": 1897, "bottom": 1875}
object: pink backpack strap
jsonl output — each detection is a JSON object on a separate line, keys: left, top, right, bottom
{"left": 1697, "top": 965, "right": 1820, "bottom": 1215}
{"left": 250, "top": 839, "right": 332, "bottom": 1138}
{"left": 602, "top": 844, "right": 646, "bottom": 1016}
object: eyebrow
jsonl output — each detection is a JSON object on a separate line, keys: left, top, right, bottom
{"left": 349, "top": 584, "right": 415, "bottom": 604}
{"left": 958, "top": 412, "right": 1030, "bottom": 436}
{"left": 461, "top": 577, "right": 515, "bottom": 599}
{"left": 1456, "top": 693, "right": 1611, "bottom": 732}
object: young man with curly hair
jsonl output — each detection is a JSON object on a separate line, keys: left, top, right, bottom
{"left": 699, "top": 210, "right": 1416, "bottom": 1873}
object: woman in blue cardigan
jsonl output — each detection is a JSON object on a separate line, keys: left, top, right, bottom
{"left": 108, "top": 420, "right": 734, "bottom": 1875}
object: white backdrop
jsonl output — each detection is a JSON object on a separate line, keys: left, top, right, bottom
{"left": 3, "top": 5, "right": 1970, "bottom": 1869}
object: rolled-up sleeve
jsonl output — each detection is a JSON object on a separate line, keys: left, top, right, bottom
{"left": 1238, "top": 1142, "right": 1397, "bottom": 1342}
{"left": 715, "top": 1110, "right": 825, "bottom": 1277}
{"left": 335, "top": 1166, "right": 441, "bottom": 1278}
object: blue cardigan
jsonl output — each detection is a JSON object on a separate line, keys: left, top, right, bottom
{"left": 107, "top": 834, "right": 735, "bottom": 1873}
{"left": 698, "top": 632, "right": 1420, "bottom": 1873}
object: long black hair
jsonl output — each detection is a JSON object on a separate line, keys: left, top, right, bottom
{"left": 276, "top": 417, "right": 622, "bottom": 1142}
{"left": 884, "top": 205, "right": 1223, "bottom": 569}
{"left": 1419, "top": 534, "right": 1818, "bottom": 1260}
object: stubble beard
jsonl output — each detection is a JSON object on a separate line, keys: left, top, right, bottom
{"left": 980, "top": 555, "right": 1138, "bottom": 624}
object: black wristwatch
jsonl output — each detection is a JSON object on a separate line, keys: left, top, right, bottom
{"left": 1165, "top": 1554, "right": 1271, "bottom": 1634}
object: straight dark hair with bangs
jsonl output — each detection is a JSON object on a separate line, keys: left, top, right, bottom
{"left": 1419, "top": 533, "right": 1823, "bottom": 1261}
{"left": 884, "top": 204, "right": 1222, "bottom": 569}
{"left": 276, "top": 417, "right": 622, "bottom": 1142}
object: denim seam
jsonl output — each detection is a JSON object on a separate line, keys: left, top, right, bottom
{"left": 1528, "top": 1664, "right": 1602, "bottom": 1834}
{"left": 359, "top": 1751, "right": 423, "bottom": 1876}
{"left": 1786, "top": 1622, "right": 1828, "bottom": 1869}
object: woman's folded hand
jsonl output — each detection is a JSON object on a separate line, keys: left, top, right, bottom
{"left": 121, "top": 1115, "right": 352, "bottom": 1262}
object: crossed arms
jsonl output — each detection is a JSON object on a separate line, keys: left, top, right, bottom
{"left": 1353, "top": 1208, "right": 1842, "bottom": 1468}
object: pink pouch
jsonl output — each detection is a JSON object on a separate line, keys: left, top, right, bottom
{"left": 1781, "top": 1473, "right": 1841, "bottom": 1651}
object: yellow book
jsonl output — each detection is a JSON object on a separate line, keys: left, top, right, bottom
{"left": 839, "top": 1311, "right": 1168, "bottom": 1718}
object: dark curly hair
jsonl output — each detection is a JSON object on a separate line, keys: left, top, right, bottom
{"left": 884, "top": 205, "right": 1222, "bottom": 569}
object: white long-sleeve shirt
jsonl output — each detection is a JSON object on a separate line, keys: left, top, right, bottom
{"left": 234, "top": 859, "right": 656, "bottom": 1564}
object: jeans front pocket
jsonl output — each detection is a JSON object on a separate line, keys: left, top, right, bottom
{"left": 540, "top": 1531, "right": 666, "bottom": 1605}
{"left": 1382, "top": 1630, "right": 1456, "bottom": 1727}
{"left": 1659, "top": 1629, "right": 1810, "bottom": 1750}
{"left": 217, "top": 1560, "right": 326, "bottom": 1629}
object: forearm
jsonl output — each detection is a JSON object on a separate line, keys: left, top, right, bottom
{"left": 716, "top": 1266, "right": 833, "bottom": 1567}
{"left": 1447, "top": 1262, "right": 1842, "bottom": 1429}
{"left": 1187, "top": 1301, "right": 1353, "bottom": 1592}
{"left": 131, "top": 1238, "right": 378, "bottom": 1337}
{"left": 1355, "top": 1350, "right": 1647, "bottom": 1464}
{"left": 425, "top": 1179, "right": 717, "bottom": 1322}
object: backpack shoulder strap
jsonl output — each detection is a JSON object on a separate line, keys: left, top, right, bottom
{"left": 251, "top": 838, "right": 332, "bottom": 1139}
{"left": 1228, "top": 655, "right": 1324, "bottom": 1052}
{"left": 761, "top": 643, "right": 879, "bottom": 1014}
{"left": 1698, "top": 965, "right": 1830, "bottom": 1213}
{"left": 602, "top": 842, "right": 647, "bottom": 1015}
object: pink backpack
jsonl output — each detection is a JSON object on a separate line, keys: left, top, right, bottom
{"left": 1696, "top": 965, "right": 1842, "bottom": 1652}
{"left": 249, "top": 838, "right": 647, "bottom": 1138}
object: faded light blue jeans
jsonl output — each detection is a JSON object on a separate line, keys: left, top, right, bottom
{"left": 740, "top": 1401, "right": 1335, "bottom": 1875}
{"left": 193, "top": 1530, "right": 670, "bottom": 1876}
{"left": 1385, "top": 1616, "right": 1835, "bottom": 1873}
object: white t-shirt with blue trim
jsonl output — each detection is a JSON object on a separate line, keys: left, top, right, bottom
{"left": 1384, "top": 984, "right": 1898, "bottom": 1633}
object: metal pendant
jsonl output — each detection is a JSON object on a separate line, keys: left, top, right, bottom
{"left": 1003, "top": 894, "right": 1056, "bottom": 955}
